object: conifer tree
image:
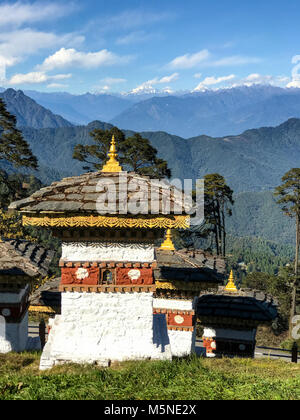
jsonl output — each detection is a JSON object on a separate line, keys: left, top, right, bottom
{"left": 275, "top": 168, "right": 300, "bottom": 332}
{"left": 204, "top": 173, "right": 234, "bottom": 256}
{"left": 73, "top": 127, "right": 171, "bottom": 178}
{"left": 0, "top": 98, "right": 38, "bottom": 170}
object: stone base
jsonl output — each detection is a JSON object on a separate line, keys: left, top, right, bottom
{"left": 40, "top": 292, "right": 174, "bottom": 370}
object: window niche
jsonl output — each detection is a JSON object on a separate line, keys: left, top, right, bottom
{"left": 101, "top": 269, "right": 114, "bottom": 285}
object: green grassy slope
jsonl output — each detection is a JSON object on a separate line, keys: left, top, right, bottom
{"left": 0, "top": 353, "right": 299, "bottom": 400}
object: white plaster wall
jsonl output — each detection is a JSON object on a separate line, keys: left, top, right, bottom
{"left": 0, "top": 285, "right": 29, "bottom": 304}
{"left": 62, "top": 242, "right": 155, "bottom": 262}
{"left": 0, "top": 313, "right": 28, "bottom": 353}
{"left": 40, "top": 292, "right": 172, "bottom": 370}
{"left": 168, "top": 329, "right": 196, "bottom": 357}
{"left": 153, "top": 298, "right": 195, "bottom": 311}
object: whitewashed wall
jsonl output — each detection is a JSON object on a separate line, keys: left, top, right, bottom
{"left": 40, "top": 292, "right": 172, "bottom": 370}
{"left": 62, "top": 242, "right": 155, "bottom": 262}
{"left": 168, "top": 329, "right": 196, "bottom": 357}
{"left": 153, "top": 298, "right": 195, "bottom": 311}
{"left": 0, "top": 313, "right": 28, "bottom": 353}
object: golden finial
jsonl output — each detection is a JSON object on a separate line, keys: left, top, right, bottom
{"left": 225, "top": 270, "right": 238, "bottom": 293}
{"left": 160, "top": 229, "right": 175, "bottom": 251}
{"left": 101, "top": 135, "right": 123, "bottom": 173}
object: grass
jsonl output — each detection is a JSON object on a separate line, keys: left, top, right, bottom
{"left": 0, "top": 352, "right": 299, "bottom": 400}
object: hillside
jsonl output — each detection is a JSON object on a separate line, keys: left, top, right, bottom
{"left": 0, "top": 89, "right": 73, "bottom": 129}
{"left": 17, "top": 117, "right": 300, "bottom": 192}
{"left": 25, "top": 91, "right": 134, "bottom": 125}
{"left": 111, "top": 85, "right": 300, "bottom": 137}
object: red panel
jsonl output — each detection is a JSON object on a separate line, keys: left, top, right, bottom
{"left": 61, "top": 267, "right": 100, "bottom": 285}
{"left": 167, "top": 313, "right": 194, "bottom": 327}
{"left": 116, "top": 267, "right": 154, "bottom": 285}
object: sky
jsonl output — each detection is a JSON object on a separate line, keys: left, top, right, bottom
{"left": 0, "top": 0, "right": 300, "bottom": 94}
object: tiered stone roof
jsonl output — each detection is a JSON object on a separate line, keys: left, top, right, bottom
{"left": 0, "top": 239, "right": 54, "bottom": 279}
{"left": 155, "top": 248, "right": 225, "bottom": 284}
{"left": 9, "top": 171, "right": 191, "bottom": 216}
{"left": 197, "top": 290, "right": 278, "bottom": 328}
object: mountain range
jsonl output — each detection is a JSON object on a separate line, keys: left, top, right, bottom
{"left": 16, "top": 84, "right": 300, "bottom": 138}
{"left": 0, "top": 86, "right": 299, "bottom": 248}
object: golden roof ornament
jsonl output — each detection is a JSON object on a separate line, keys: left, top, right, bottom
{"left": 101, "top": 135, "right": 123, "bottom": 173}
{"left": 225, "top": 270, "right": 238, "bottom": 293}
{"left": 160, "top": 229, "right": 175, "bottom": 251}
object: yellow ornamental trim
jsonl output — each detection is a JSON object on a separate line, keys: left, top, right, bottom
{"left": 29, "top": 305, "right": 58, "bottom": 314}
{"left": 22, "top": 214, "right": 190, "bottom": 229}
{"left": 155, "top": 281, "right": 215, "bottom": 291}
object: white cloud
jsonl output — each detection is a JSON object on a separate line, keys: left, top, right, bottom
{"left": 193, "top": 75, "right": 236, "bottom": 91}
{"left": 0, "top": 1, "right": 75, "bottom": 28}
{"left": 47, "top": 83, "right": 69, "bottom": 89}
{"left": 116, "top": 31, "right": 155, "bottom": 46}
{"left": 167, "top": 50, "right": 261, "bottom": 70}
{"left": 100, "top": 77, "right": 127, "bottom": 85}
{"left": 211, "top": 55, "right": 262, "bottom": 67}
{"left": 0, "top": 29, "right": 84, "bottom": 71}
{"left": 241, "top": 73, "right": 289, "bottom": 86}
{"left": 100, "top": 10, "right": 174, "bottom": 31}
{"left": 167, "top": 50, "right": 210, "bottom": 69}
{"left": 194, "top": 73, "right": 202, "bottom": 79}
{"left": 38, "top": 48, "right": 132, "bottom": 71}
{"left": 132, "top": 73, "right": 179, "bottom": 93}
{"left": 7, "top": 71, "right": 72, "bottom": 85}
{"left": 287, "top": 55, "right": 300, "bottom": 88}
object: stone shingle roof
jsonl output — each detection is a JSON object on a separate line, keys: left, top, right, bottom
{"left": 0, "top": 239, "right": 54, "bottom": 278}
{"left": 30, "top": 277, "right": 61, "bottom": 310}
{"left": 155, "top": 249, "right": 225, "bottom": 284}
{"left": 9, "top": 171, "right": 191, "bottom": 215}
{"left": 197, "top": 293, "right": 277, "bottom": 323}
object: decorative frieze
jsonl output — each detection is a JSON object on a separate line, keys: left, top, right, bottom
{"left": 23, "top": 214, "right": 189, "bottom": 229}
{"left": 59, "top": 284, "right": 157, "bottom": 293}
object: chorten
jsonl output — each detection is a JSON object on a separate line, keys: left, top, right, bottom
{"left": 10, "top": 137, "right": 223, "bottom": 369}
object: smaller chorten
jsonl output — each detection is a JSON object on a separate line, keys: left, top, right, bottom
{"left": 225, "top": 270, "right": 238, "bottom": 293}
{"left": 101, "top": 135, "right": 123, "bottom": 173}
{"left": 160, "top": 229, "right": 175, "bottom": 251}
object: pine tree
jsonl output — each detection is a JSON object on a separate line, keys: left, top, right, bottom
{"left": 204, "top": 173, "right": 234, "bottom": 256}
{"left": 73, "top": 127, "right": 171, "bottom": 178}
{"left": 0, "top": 98, "right": 38, "bottom": 170}
{"left": 275, "top": 168, "right": 300, "bottom": 334}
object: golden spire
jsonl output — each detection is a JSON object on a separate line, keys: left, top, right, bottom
{"left": 160, "top": 229, "right": 175, "bottom": 251}
{"left": 101, "top": 135, "right": 123, "bottom": 173}
{"left": 225, "top": 270, "right": 238, "bottom": 293}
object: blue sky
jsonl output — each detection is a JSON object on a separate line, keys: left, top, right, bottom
{"left": 1, "top": 0, "right": 300, "bottom": 94}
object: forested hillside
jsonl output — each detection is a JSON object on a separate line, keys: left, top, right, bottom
{"left": 15, "top": 117, "right": 300, "bottom": 193}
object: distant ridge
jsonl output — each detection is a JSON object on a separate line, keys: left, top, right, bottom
{"left": 0, "top": 88, "right": 73, "bottom": 129}
{"left": 111, "top": 85, "right": 300, "bottom": 137}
